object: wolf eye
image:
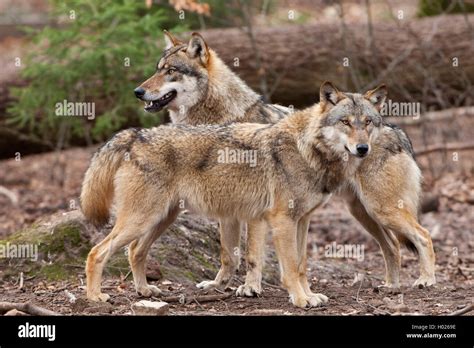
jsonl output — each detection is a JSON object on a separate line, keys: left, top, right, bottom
{"left": 167, "top": 68, "right": 176, "bottom": 75}
{"left": 341, "top": 119, "right": 350, "bottom": 126}
{"left": 366, "top": 119, "right": 372, "bottom": 125}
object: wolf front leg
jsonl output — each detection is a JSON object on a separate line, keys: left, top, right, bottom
{"left": 269, "top": 214, "right": 328, "bottom": 308}
{"left": 236, "top": 219, "right": 267, "bottom": 297}
{"left": 196, "top": 218, "right": 241, "bottom": 291}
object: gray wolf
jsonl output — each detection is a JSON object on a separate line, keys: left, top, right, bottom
{"left": 134, "top": 31, "right": 436, "bottom": 294}
{"left": 82, "top": 81, "right": 385, "bottom": 308}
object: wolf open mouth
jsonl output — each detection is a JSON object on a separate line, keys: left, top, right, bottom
{"left": 144, "top": 90, "right": 177, "bottom": 112}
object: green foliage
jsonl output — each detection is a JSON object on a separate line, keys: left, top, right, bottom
{"left": 7, "top": 0, "right": 185, "bottom": 144}
{"left": 7, "top": 0, "right": 276, "bottom": 145}
{"left": 418, "top": 0, "right": 474, "bottom": 17}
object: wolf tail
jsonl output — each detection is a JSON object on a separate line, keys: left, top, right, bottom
{"left": 80, "top": 129, "right": 138, "bottom": 227}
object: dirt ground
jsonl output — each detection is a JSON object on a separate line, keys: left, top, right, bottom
{"left": 0, "top": 147, "right": 473, "bottom": 315}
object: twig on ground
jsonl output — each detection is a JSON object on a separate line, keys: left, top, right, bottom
{"left": 262, "top": 280, "right": 285, "bottom": 291}
{"left": 355, "top": 274, "right": 364, "bottom": 303}
{"left": 0, "top": 302, "right": 61, "bottom": 316}
{"left": 0, "top": 186, "right": 18, "bottom": 205}
{"left": 123, "top": 270, "right": 132, "bottom": 281}
{"left": 18, "top": 272, "right": 24, "bottom": 290}
{"left": 52, "top": 285, "right": 70, "bottom": 293}
{"left": 162, "top": 293, "right": 232, "bottom": 304}
{"left": 365, "top": 302, "right": 391, "bottom": 315}
{"left": 219, "top": 299, "right": 229, "bottom": 311}
{"left": 447, "top": 304, "right": 474, "bottom": 316}
{"left": 193, "top": 298, "right": 205, "bottom": 310}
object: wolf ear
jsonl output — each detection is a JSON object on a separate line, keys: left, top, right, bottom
{"left": 320, "top": 81, "right": 343, "bottom": 108}
{"left": 364, "top": 85, "right": 387, "bottom": 111}
{"left": 186, "top": 32, "right": 209, "bottom": 65}
{"left": 163, "top": 30, "right": 182, "bottom": 49}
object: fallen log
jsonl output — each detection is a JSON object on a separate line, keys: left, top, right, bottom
{"left": 199, "top": 15, "right": 474, "bottom": 107}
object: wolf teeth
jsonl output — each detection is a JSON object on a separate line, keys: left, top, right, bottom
{"left": 146, "top": 92, "right": 173, "bottom": 108}
{"left": 159, "top": 92, "right": 173, "bottom": 101}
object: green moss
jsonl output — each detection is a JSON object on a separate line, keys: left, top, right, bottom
{"left": 0, "top": 220, "right": 92, "bottom": 281}
{"left": 1, "top": 214, "right": 227, "bottom": 285}
{"left": 38, "top": 263, "right": 70, "bottom": 281}
{"left": 191, "top": 251, "right": 216, "bottom": 271}
{"left": 106, "top": 253, "right": 130, "bottom": 276}
{"left": 3, "top": 224, "right": 42, "bottom": 244}
{"left": 41, "top": 222, "right": 90, "bottom": 257}
{"left": 182, "top": 269, "right": 198, "bottom": 282}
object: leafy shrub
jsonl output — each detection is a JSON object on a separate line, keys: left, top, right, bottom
{"left": 418, "top": 0, "right": 474, "bottom": 17}
{"left": 7, "top": 0, "right": 273, "bottom": 145}
{"left": 7, "top": 0, "right": 184, "bottom": 145}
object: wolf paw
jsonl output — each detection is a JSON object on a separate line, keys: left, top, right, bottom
{"left": 307, "top": 293, "right": 329, "bottom": 307}
{"left": 88, "top": 292, "right": 110, "bottom": 302}
{"left": 137, "top": 285, "right": 162, "bottom": 297}
{"left": 196, "top": 280, "right": 222, "bottom": 291}
{"left": 289, "top": 293, "right": 328, "bottom": 308}
{"left": 413, "top": 276, "right": 436, "bottom": 288}
{"left": 236, "top": 283, "right": 261, "bottom": 297}
{"left": 378, "top": 283, "right": 401, "bottom": 294}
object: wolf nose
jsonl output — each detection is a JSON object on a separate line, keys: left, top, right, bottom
{"left": 356, "top": 144, "right": 369, "bottom": 156}
{"left": 134, "top": 87, "right": 146, "bottom": 99}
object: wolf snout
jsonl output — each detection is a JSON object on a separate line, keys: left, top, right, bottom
{"left": 356, "top": 144, "right": 369, "bottom": 156}
{"left": 134, "top": 87, "right": 146, "bottom": 99}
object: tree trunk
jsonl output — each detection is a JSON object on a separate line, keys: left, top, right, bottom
{"left": 200, "top": 14, "right": 474, "bottom": 108}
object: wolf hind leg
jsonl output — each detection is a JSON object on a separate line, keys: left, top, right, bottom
{"left": 372, "top": 206, "right": 436, "bottom": 288}
{"left": 345, "top": 193, "right": 401, "bottom": 289}
{"left": 129, "top": 206, "right": 180, "bottom": 298}
{"left": 86, "top": 211, "right": 160, "bottom": 302}
{"left": 196, "top": 218, "right": 241, "bottom": 291}
{"left": 389, "top": 214, "right": 435, "bottom": 287}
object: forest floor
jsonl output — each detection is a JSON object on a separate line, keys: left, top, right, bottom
{"left": 0, "top": 147, "right": 473, "bottom": 316}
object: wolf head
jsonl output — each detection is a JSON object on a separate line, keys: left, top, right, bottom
{"left": 319, "top": 81, "right": 386, "bottom": 158}
{"left": 134, "top": 31, "right": 211, "bottom": 114}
